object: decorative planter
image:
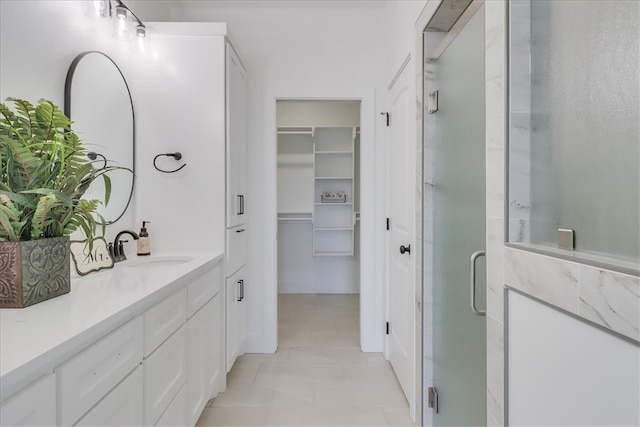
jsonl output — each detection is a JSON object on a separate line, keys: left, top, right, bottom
{"left": 0, "top": 236, "right": 70, "bottom": 308}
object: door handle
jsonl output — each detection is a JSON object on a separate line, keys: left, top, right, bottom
{"left": 469, "top": 250, "right": 486, "bottom": 316}
{"left": 236, "top": 228, "right": 246, "bottom": 233}
{"left": 237, "top": 195, "right": 245, "bottom": 215}
{"left": 237, "top": 279, "right": 244, "bottom": 302}
{"left": 399, "top": 244, "right": 411, "bottom": 255}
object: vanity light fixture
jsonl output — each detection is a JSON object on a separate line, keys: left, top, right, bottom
{"left": 86, "top": 0, "right": 147, "bottom": 41}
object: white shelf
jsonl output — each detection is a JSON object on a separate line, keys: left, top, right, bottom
{"left": 315, "top": 176, "right": 352, "bottom": 180}
{"left": 314, "top": 227, "right": 352, "bottom": 231}
{"left": 314, "top": 202, "right": 352, "bottom": 206}
{"left": 313, "top": 251, "right": 353, "bottom": 257}
{"left": 312, "top": 127, "right": 355, "bottom": 257}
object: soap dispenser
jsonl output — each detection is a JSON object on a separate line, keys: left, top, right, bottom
{"left": 137, "top": 221, "right": 151, "bottom": 256}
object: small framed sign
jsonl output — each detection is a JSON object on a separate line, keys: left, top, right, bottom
{"left": 70, "top": 237, "right": 114, "bottom": 276}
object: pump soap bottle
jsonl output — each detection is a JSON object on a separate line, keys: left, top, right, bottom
{"left": 137, "top": 221, "right": 151, "bottom": 256}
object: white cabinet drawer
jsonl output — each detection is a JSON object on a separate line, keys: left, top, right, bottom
{"left": 155, "top": 385, "right": 187, "bottom": 427}
{"left": 74, "top": 365, "right": 143, "bottom": 427}
{"left": 226, "top": 226, "right": 247, "bottom": 277}
{"left": 57, "top": 317, "right": 143, "bottom": 426}
{"left": 145, "top": 324, "right": 187, "bottom": 426}
{"left": 187, "top": 260, "right": 223, "bottom": 318}
{"left": 0, "top": 374, "right": 55, "bottom": 427}
{"left": 144, "top": 288, "right": 187, "bottom": 357}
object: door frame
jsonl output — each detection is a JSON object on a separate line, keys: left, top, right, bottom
{"left": 245, "top": 86, "right": 386, "bottom": 355}
{"left": 416, "top": 0, "right": 487, "bottom": 425}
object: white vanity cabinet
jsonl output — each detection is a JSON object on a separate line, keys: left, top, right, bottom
{"left": 0, "top": 374, "right": 56, "bottom": 426}
{"left": 0, "top": 254, "right": 225, "bottom": 427}
{"left": 74, "top": 366, "right": 143, "bottom": 427}
{"left": 186, "top": 262, "right": 225, "bottom": 426}
{"left": 56, "top": 316, "right": 144, "bottom": 426}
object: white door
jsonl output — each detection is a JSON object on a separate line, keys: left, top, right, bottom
{"left": 386, "top": 59, "right": 415, "bottom": 413}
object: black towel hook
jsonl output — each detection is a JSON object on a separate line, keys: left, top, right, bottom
{"left": 153, "top": 152, "right": 186, "bottom": 174}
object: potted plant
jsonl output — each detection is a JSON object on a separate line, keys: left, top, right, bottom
{"left": 0, "top": 98, "right": 117, "bottom": 308}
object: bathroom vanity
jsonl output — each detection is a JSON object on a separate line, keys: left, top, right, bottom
{"left": 0, "top": 253, "right": 224, "bottom": 427}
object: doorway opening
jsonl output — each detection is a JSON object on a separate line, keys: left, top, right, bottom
{"left": 276, "top": 100, "right": 361, "bottom": 347}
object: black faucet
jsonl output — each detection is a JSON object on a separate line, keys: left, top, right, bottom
{"left": 110, "top": 230, "right": 140, "bottom": 263}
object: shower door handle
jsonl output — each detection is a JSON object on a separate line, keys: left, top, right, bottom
{"left": 469, "top": 250, "right": 486, "bottom": 316}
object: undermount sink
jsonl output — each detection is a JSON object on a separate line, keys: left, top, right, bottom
{"left": 123, "top": 255, "right": 195, "bottom": 269}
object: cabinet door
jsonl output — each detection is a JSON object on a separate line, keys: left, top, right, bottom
{"left": 145, "top": 325, "right": 187, "bottom": 426}
{"left": 225, "top": 267, "right": 247, "bottom": 372}
{"left": 144, "top": 288, "right": 187, "bottom": 357}
{"left": 187, "top": 293, "right": 223, "bottom": 426}
{"left": 226, "top": 42, "right": 248, "bottom": 228}
{"left": 0, "top": 374, "right": 55, "bottom": 427}
{"left": 75, "top": 366, "right": 143, "bottom": 427}
{"left": 187, "top": 260, "right": 223, "bottom": 318}
{"left": 155, "top": 385, "right": 187, "bottom": 427}
{"left": 57, "top": 317, "right": 143, "bottom": 426}
{"left": 226, "top": 226, "right": 247, "bottom": 277}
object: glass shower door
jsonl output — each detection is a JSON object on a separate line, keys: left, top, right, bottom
{"left": 431, "top": 5, "right": 487, "bottom": 426}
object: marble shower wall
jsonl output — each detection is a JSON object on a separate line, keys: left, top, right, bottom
{"left": 490, "top": 1, "right": 639, "bottom": 425}
{"left": 507, "top": 0, "right": 531, "bottom": 244}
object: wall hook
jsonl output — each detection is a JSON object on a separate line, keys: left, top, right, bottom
{"left": 153, "top": 152, "right": 186, "bottom": 173}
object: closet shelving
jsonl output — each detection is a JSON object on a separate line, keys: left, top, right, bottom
{"left": 312, "top": 127, "right": 355, "bottom": 256}
{"left": 277, "top": 126, "right": 356, "bottom": 256}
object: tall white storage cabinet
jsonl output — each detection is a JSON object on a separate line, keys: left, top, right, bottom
{"left": 225, "top": 42, "right": 249, "bottom": 373}
{"left": 132, "top": 19, "right": 248, "bottom": 401}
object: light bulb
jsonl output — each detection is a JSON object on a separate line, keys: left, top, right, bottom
{"left": 111, "top": 5, "right": 134, "bottom": 40}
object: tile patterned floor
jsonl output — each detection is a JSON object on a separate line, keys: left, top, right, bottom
{"left": 196, "top": 294, "right": 415, "bottom": 426}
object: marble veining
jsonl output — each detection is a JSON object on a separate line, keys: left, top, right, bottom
{"left": 485, "top": 0, "right": 507, "bottom": 424}
{"left": 486, "top": 315, "right": 504, "bottom": 425}
{"left": 578, "top": 266, "right": 640, "bottom": 342}
{"left": 486, "top": 218, "right": 505, "bottom": 322}
{"left": 505, "top": 247, "right": 580, "bottom": 313}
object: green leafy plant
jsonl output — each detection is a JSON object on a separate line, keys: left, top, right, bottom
{"left": 0, "top": 97, "right": 121, "bottom": 243}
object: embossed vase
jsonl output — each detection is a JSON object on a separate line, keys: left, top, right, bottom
{"left": 0, "top": 236, "right": 70, "bottom": 308}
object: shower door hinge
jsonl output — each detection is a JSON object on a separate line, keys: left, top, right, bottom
{"left": 427, "top": 387, "right": 439, "bottom": 413}
{"left": 428, "top": 91, "right": 439, "bottom": 114}
{"left": 386, "top": 218, "right": 390, "bottom": 230}
{"left": 380, "top": 112, "right": 390, "bottom": 126}
{"left": 386, "top": 322, "right": 390, "bottom": 335}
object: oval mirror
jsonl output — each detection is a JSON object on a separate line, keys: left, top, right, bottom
{"left": 64, "top": 51, "right": 134, "bottom": 225}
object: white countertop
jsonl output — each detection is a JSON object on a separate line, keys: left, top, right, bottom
{"left": 0, "top": 252, "right": 224, "bottom": 400}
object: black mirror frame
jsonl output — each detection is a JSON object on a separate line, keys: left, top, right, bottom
{"left": 64, "top": 51, "right": 135, "bottom": 225}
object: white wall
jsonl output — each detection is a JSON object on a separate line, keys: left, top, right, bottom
{"left": 130, "top": 24, "right": 227, "bottom": 256}
{"left": 132, "top": 1, "right": 392, "bottom": 352}
{"left": 384, "top": 0, "right": 428, "bottom": 83}
{"left": 0, "top": 1, "right": 137, "bottom": 242}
